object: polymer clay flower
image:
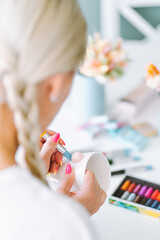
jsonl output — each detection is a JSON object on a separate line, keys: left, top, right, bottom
{"left": 146, "top": 64, "right": 160, "bottom": 92}
{"left": 80, "top": 33, "right": 128, "bottom": 82}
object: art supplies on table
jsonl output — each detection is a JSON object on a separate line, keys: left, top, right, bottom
{"left": 131, "top": 122, "right": 158, "bottom": 137}
{"left": 112, "top": 83, "right": 156, "bottom": 121}
{"left": 77, "top": 115, "right": 127, "bottom": 138}
{"left": 71, "top": 148, "right": 141, "bottom": 166}
{"left": 111, "top": 165, "right": 153, "bottom": 176}
{"left": 108, "top": 156, "right": 140, "bottom": 166}
{"left": 77, "top": 115, "right": 109, "bottom": 130}
{"left": 109, "top": 176, "right": 160, "bottom": 219}
{"left": 108, "top": 126, "right": 148, "bottom": 151}
{"left": 105, "top": 148, "right": 131, "bottom": 158}
{"left": 103, "top": 148, "right": 141, "bottom": 166}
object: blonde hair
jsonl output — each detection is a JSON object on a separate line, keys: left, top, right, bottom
{"left": 0, "top": 0, "right": 86, "bottom": 184}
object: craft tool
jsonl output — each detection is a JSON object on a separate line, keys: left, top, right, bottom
{"left": 134, "top": 185, "right": 148, "bottom": 203}
{"left": 140, "top": 187, "right": 153, "bottom": 205}
{"left": 109, "top": 126, "right": 148, "bottom": 150}
{"left": 146, "top": 190, "right": 159, "bottom": 207}
{"left": 107, "top": 156, "right": 140, "bottom": 166}
{"left": 131, "top": 122, "right": 158, "bottom": 137}
{"left": 109, "top": 175, "right": 160, "bottom": 219}
{"left": 106, "top": 148, "right": 131, "bottom": 158}
{"left": 41, "top": 132, "right": 72, "bottom": 161}
{"left": 111, "top": 165, "right": 153, "bottom": 176}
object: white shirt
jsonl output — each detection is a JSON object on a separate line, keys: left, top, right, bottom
{"left": 0, "top": 165, "right": 98, "bottom": 240}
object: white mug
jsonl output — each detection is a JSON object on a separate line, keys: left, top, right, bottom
{"left": 47, "top": 152, "right": 111, "bottom": 193}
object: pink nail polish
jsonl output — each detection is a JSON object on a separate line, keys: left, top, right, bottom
{"left": 52, "top": 133, "right": 60, "bottom": 143}
{"left": 65, "top": 164, "right": 72, "bottom": 174}
{"left": 62, "top": 140, "right": 66, "bottom": 146}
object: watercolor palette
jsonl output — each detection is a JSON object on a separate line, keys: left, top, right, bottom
{"left": 109, "top": 176, "right": 160, "bottom": 219}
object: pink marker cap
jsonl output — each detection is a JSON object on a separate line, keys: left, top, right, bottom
{"left": 144, "top": 187, "right": 153, "bottom": 198}
{"left": 133, "top": 184, "right": 141, "bottom": 194}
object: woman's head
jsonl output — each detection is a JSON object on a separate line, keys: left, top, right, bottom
{"left": 0, "top": 0, "right": 86, "bottom": 183}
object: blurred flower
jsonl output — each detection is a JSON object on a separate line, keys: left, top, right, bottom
{"left": 146, "top": 64, "right": 160, "bottom": 92}
{"left": 80, "top": 33, "right": 128, "bottom": 82}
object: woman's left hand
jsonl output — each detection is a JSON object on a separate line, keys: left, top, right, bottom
{"left": 39, "top": 130, "right": 65, "bottom": 174}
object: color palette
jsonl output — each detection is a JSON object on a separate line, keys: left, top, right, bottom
{"left": 109, "top": 176, "right": 160, "bottom": 219}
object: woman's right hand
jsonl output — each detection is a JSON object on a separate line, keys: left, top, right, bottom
{"left": 57, "top": 164, "right": 107, "bottom": 215}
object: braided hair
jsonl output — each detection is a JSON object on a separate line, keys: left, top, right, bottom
{"left": 0, "top": 0, "right": 86, "bottom": 184}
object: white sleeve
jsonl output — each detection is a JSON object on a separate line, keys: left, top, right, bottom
{"left": 41, "top": 194, "right": 100, "bottom": 240}
{"left": 59, "top": 197, "right": 99, "bottom": 240}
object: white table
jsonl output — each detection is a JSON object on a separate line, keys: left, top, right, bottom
{"left": 49, "top": 41, "right": 160, "bottom": 240}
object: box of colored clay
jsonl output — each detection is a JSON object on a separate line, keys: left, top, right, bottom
{"left": 109, "top": 176, "right": 160, "bottom": 219}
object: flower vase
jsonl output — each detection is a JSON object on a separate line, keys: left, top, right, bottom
{"left": 71, "top": 73, "right": 107, "bottom": 120}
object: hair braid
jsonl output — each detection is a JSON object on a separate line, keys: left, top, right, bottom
{"left": 0, "top": 0, "right": 86, "bottom": 185}
{"left": 3, "top": 73, "right": 48, "bottom": 185}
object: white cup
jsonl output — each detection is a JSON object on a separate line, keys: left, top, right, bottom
{"left": 47, "top": 152, "right": 111, "bottom": 193}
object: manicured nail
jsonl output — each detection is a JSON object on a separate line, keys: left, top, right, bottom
{"left": 52, "top": 133, "right": 60, "bottom": 143}
{"left": 60, "top": 158, "right": 63, "bottom": 166}
{"left": 65, "top": 164, "right": 72, "bottom": 174}
{"left": 46, "top": 172, "right": 51, "bottom": 177}
{"left": 62, "top": 140, "right": 66, "bottom": 146}
{"left": 53, "top": 168, "right": 58, "bottom": 175}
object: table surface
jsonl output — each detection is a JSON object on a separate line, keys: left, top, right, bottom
{"left": 49, "top": 41, "right": 160, "bottom": 240}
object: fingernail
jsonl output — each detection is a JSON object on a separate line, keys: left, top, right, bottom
{"left": 62, "top": 140, "right": 66, "bottom": 146}
{"left": 52, "top": 133, "right": 60, "bottom": 143}
{"left": 60, "top": 158, "right": 63, "bottom": 166}
{"left": 46, "top": 172, "right": 51, "bottom": 177}
{"left": 40, "top": 132, "right": 46, "bottom": 138}
{"left": 65, "top": 164, "right": 72, "bottom": 174}
{"left": 53, "top": 168, "right": 58, "bottom": 175}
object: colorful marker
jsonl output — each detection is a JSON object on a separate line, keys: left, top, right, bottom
{"left": 111, "top": 176, "right": 160, "bottom": 219}
{"left": 156, "top": 193, "right": 160, "bottom": 201}
{"left": 121, "top": 191, "right": 130, "bottom": 200}
{"left": 111, "top": 165, "right": 153, "bottom": 176}
{"left": 133, "top": 184, "right": 141, "bottom": 194}
{"left": 126, "top": 183, "right": 137, "bottom": 201}
{"left": 145, "top": 190, "right": 159, "bottom": 207}
{"left": 151, "top": 200, "right": 159, "bottom": 209}
{"left": 144, "top": 187, "right": 153, "bottom": 198}
{"left": 121, "top": 183, "right": 137, "bottom": 200}
{"left": 127, "top": 184, "right": 142, "bottom": 202}
{"left": 127, "top": 183, "right": 136, "bottom": 192}
{"left": 41, "top": 132, "right": 72, "bottom": 161}
{"left": 150, "top": 190, "right": 160, "bottom": 208}
{"left": 127, "top": 193, "right": 137, "bottom": 202}
{"left": 121, "top": 181, "right": 131, "bottom": 199}
{"left": 116, "top": 180, "right": 131, "bottom": 198}
{"left": 139, "top": 187, "right": 153, "bottom": 205}
{"left": 151, "top": 189, "right": 159, "bottom": 200}
{"left": 121, "top": 180, "right": 131, "bottom": 191}
{"left": 107, "top": 149, "right": 131, "bottom": 158}
{"left": 134, "top": 185, "right": 147, "bottom": 203}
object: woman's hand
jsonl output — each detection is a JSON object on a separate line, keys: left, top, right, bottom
{"left": 57, "top": 164, "right": 107, "bottom": 215}
{"left": 40, "top": 130, "right": 107, "bottom": 214}
{"left": 39, "top": 130, "right": 65, "bottom": 174}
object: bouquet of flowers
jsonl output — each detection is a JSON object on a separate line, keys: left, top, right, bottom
{"left": 79, "top": 33, "right": 128, "bottom": 83}
{"left": 146, "top": 64, "right": 160, "bottom": 92}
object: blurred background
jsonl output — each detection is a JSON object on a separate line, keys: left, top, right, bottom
{"left": 50, "top": 2, "right": 160, "bottom": 238}
{"left": 78, "top": 0, "right": 160, "bottom": 40}
{"left": 51, "top": 0, "right": 160, "bottom": 156}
